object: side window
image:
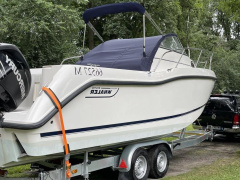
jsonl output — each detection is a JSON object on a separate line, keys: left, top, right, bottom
{"left": 160, "top": 36, "right": 185, "bottom": 54}
{"left": 214, "top": 100, "right": 232, "bottom": 111}
{"left": 218, "top": 103, "right": 231, "bottom": 111}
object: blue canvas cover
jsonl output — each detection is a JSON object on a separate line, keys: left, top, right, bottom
{"left": 76, "top": 35, "right": 165, "bottom": 71}
{"left": 83, "top": 2, "right": 145, "bottom": 24}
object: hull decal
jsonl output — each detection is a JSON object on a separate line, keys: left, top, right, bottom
{"left": 85, "top": 87, "right": 119, "bottom": 98}
{"left": 40, "top": 105, "right": 204, "bottom": 138}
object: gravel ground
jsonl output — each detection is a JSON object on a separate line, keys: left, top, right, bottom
{"left": 73, "top": 134, "right": 240, "bottom": 180}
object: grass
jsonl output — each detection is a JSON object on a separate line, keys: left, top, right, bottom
{"left": 5, "top": 164, "right": 33, "bottom": 178}
{"left": 162, "top": 124, "right": 195, "bottom": 141}
{"left": 164, "top": 152, "right": 240, "bottom": 180}
{"left": 186, "top": 124, "right": 195, "bottom": 131}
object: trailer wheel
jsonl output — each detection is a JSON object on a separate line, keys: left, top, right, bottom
{"left": 148, "top": 144, "right": 170, "bottom": 179}
{"left": 119, "top": 148, "right": 150, "bottom": 180}
{"left": 131, "top": 148, "right": 150, "bottom": 180}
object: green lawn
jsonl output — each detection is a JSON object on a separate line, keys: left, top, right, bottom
{"left": 6, "top": 164, "right": 32, "bottom": 178}
{"left": 162, "top": 124, "right": 195, "bottom": 141}
{"left": 164, "top": 151, "right": 240, "bottom": 180}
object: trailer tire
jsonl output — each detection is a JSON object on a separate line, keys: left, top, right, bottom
{"left": 118, "top": 148, "right": 150, "bottom": 180}
{"left": 226, "top": 133, "right": 236, "bottom": 140}
{"left": 118, "top": 172, "right": 130, "bottom": 180}
{"left": 148, "top": 144, "right": 170, "bottom": 179}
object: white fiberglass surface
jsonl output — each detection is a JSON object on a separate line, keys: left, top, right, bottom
{"left": 2, "top": 66, "right": 215, "bottom": 125}
{"left": 15, "top": 68, "right": 42, "bottom": 110}
{"left": 16, "top": 105, "right": 206, "bottom": 157}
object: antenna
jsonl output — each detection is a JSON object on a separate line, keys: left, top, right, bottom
{"left": 143, "top": 14, "right": 146, "bottom": 57}
{"left": 83, "top": 24, "right": 86, "bottom": 49}
{"left": 186, "top": 14, "right": 190, "bottom": 57}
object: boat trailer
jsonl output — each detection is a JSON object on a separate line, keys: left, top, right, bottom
{"left": 0, "top": 126, "right": 213, "bottom": 180}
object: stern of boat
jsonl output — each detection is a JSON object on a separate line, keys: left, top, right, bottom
{"left": 0, "top": 124, "right": 25, "bottom": 168}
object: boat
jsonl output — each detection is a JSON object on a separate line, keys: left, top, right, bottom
{"left": 0, "top": 2, "right": 216, "bottom": 168}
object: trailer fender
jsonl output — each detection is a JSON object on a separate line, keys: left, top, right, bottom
{"left": 117, "top": 140, "right": 171, "bottom": 172}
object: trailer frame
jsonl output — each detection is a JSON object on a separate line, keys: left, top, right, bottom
{"left": 0, "top": 126, "right": 213, "bottom": 180}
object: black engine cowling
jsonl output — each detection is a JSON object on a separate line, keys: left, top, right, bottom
{"left": 0, "top": 43, "right": 31, "bottom": 112}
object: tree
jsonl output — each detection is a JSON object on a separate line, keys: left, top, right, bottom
{"left": 0, "top": 0, "right": 239, "bottom": 92}
{"left": 0, "top": 0, "right": 86, "bottom": 67}
{"left": 211, "top": 38, "right": 240, "bottom": 92}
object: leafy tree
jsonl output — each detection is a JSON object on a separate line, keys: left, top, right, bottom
{"left": 0, "top": 0, "right": 239, "bottom": 92}
{"left": 218, "top": 0, "right": 240, "bottom": 22}
{"left": 0, "top": 0, "right": 86, "bottom": 67}
{"left": 212, "top": 39, "right": 240, "bottom": 92}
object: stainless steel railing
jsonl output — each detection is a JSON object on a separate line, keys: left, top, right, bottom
{"left": 153, "top": 47, "right": 213, "bottom": 72}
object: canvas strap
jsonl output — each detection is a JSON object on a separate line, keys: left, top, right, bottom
{"left": 42, "top": 87, "right": 71, "bottom": 178}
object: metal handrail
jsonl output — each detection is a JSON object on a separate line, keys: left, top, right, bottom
{"left": 175, "top": 49, "right": 187, "bottom": 68}
{"left": 152, "top": 50, "right": 174, "bottom": 72}
{"left": 60, "top": 56, "right": 82, "bottom": 65}
{"left": 196, "top": 50, "right": 202, "bottom": 67}
{"left": 153, "top": 47, "right": 213, "bottom": 72}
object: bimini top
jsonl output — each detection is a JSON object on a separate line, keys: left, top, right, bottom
{"left": 83, "top": 2, "right": 145, "bottom": 24}
{"left": 76, "top": 35, "right": 173, "bottom": 71}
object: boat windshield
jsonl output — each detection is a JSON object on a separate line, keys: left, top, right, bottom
{"left": 160, "top": 36, "right": 185, "bottom": 54}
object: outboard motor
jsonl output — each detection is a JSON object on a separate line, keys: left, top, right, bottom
{"left": 0, "top": 43, "right": 31, "bottom": 112}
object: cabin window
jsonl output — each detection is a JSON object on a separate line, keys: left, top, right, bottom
{"left": 160, "top": 36, "right": 184, "bottom": 54}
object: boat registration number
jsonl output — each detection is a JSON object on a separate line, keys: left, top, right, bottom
{"left": 75, "top": 67, "right": 103, "bottom": 76}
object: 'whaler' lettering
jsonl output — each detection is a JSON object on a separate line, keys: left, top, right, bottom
{"left": 90, "top": 90, "right": 112, "bottom": 94}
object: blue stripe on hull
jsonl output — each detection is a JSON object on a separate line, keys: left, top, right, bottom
{"left": 40, "top": 105, "right": 204, "bottom": 138}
